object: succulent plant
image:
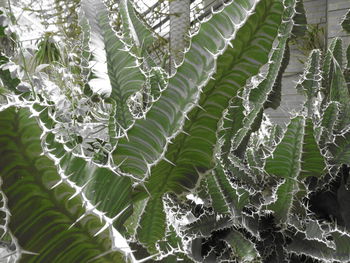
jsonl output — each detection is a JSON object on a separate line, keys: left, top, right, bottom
{"left": 0, "top": 0, "right": 350, "bottom": 262}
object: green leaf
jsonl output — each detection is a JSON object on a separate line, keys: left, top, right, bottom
{"left": 130, "top": 0, "right": 285, "bottom": 243}
{"left": 107, "top": 98, "right": 118, "bottom": 146}
{"left": 266, "top": 117, "right": 325, "bottom": 179}
{"left": 300, "top": 119, "right": 327, "bottom": 179}
{"left": 0, "top": 9, "right": 5, "bottom": 38}
{"left": 268, "top": 178, "right": 298, "bottom": 223}
{"left": 113, "top": 0, "right": 283, "bottom": 179}
{"left": 226, "top": 154, "right": 258, "bottom": 191}
{"left": 265, "top": 116, "right": 304, "bottom": 180}
{"left": 35, "top": 104, "right": 133, "bottom": 231}
{"left": 265, "top": 116, "right": 326, "bottom": 222}
{"left": 81, "top": 0, "right": 145, "bottom": 131}
{"left": 137, "top": 195, "right": 166, "bottom": 252}
{"left": 322, "top": 38, "right": 344, "bottom": 98}
{"left": 213, "top": 166, "right": 249, "bottom": 213}
{"left": 142, "top": 0, "right": 284, "bottom": 198}
{"left": 229, "top": 2, "right": 296, "bottom": 155}
{"left": 0, "top": 107, "right": 124, "bottom": 263}
{"left": 319, "top": 101, "right": 339, "bottom": 144}
{"left": 123, "top": 199, "right": 147, "bottom": 239}
{"left": 329, "top": 56, "right": 350, "bottom": 131}
{"left": 206, "top": 170, "right": 230, "bottom": 214}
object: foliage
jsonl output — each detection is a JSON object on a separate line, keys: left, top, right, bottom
{"left": 0, "top": 0, "right": 350, "bottom": 262}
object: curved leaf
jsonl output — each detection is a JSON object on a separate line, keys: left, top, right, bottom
{"left": 322, "top": 38, "right": 343, "bottom": 98}
{"left": 268, "top": 178, "right": 298, "bottom": 223}
{"left": 35, "top": 104, "right": 133, "bottom": 231}
{"left": 265, "top": 116, "right": 326, "bottom": 222}
{"left": 300, "top": 119, "right": 327, "bottom": 179}
{"left": 81, "top": 0, "right": 145, "bottom": 131}
{"left": 137, "top": 195, "right": 166, "bottom": 252}
{"left": 205, "top": 170, "right": 230, "bottom": 214}
{"left": 146, "top": 0, "right": 283, "bottom": 195}
{"left": 329, "top": 57, "right": 350, "bottom": 131}
{"left": 128, "top": 1, "right": 284, "bottom": 246}
{"left": 213, "top": 165, "right": 249, "bottom": 214}
{"left": 0, "top": 107, "right": 124, "bottom": 263}
{"left": 225, "top": 0, "right": 295, "bottom": 157}
{"left": 113, "top": 0, "right": 279, "bottom": 177}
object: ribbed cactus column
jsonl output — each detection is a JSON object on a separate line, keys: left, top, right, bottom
{"left": 169, "top": 0, "right": 190, "bottom": 74}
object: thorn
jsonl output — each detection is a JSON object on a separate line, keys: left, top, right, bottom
{"left": 197, "top": 104, "right": 206, "bottom": 112}
{"left": 181, "top": 130, "right": 190, "bottom": 136}
{"left": 94, "top": 222, "right": 109, "bottom": 237}
{"left": 140, "top": 154, "right": 151, "bottom": 175}
{"left": 50, "top": 179, "right": 63, "bottom": 189}
{"left": 139, "top": 181, "right": 151, "bottom": 197}
{"left": 117, "top": 124, "right": 129, "bottom": 141}
{"left": 86, "top": 249, "right": 117, "bottom": 263}
{"left": 163, "top": 157, "right": 176, "bottom": 166}
{"left": 21, "top": 250, "right": 39, "bottom": 256}
{"left": 69, "top": 178, "right": 93, "bottom": 200}
{"left": 111, "top": 204, "right": 131, "bottom": 224}
{"left": 115, "top": 157, "right": 128, "bottom": 169}
{"left": 69, "top": 201, "right": 102, "bottom": 229}
{"left": 136, "top": 252, "right": 161, "bottom": 263}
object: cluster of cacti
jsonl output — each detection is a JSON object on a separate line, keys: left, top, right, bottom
{"left": 1, "top": 0, "right": 350, "bottom": 262}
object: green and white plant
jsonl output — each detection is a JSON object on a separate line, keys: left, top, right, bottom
{"left": 1, "top": 0, "right": 350, "bottom": 262}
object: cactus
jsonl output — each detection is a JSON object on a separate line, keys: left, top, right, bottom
{"left": 1, "top": 0, "right": 350, "bottom": 262}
